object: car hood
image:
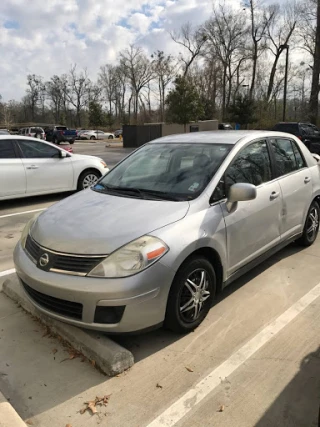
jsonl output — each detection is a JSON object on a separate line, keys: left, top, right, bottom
{"left": 31, "top": 189, "right": 189, "bottom": 254}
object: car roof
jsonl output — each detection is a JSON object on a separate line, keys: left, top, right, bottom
{"left": 150, "top": 130, "right": 292, "bottom": 145}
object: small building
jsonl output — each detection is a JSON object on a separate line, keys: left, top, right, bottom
{"left": 123, "top": 120, "right": 218, "bottom": 148}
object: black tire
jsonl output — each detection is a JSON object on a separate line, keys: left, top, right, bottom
{"left": 69, "top": 140, "right": 75, "bottom": 144}
{"left": 77, "top": 169, "right": 101, "bottom": 191}
{"left": 164, "top": 256, "right": 216, "bottom": 334}
{"left": 52, "top": 137, "right": 57, "bottom": 144}
{"left": 108, "top": 135, "right": 113, "bottom": 139}
{"left": 297, "top": 201, "right": 320, "bottom": 247}
{"left": 90, "top": 135, "right": 96, "bottom": 140}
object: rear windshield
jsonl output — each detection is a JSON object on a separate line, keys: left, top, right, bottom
{"left": 273, "top": 124, "right": 299, "bottom": 135}
{"left": 56, "top": 126, "right": 67, "bottom": 131}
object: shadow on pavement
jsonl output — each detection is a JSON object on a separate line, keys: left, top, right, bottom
{"left": 254, "top": 345, "right": 320, "bottom": 427}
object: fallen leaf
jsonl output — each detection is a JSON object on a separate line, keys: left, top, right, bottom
{"left": 26, "top": 420, "right": 33, "bottom": 425}
{"left": 52, "top": 348, "right": 58, "bottom": 354}
{"left": 218, "top": 405, "right": 225, "bottom": 412}
{"left": 156, "top": 383, "right": 163, "bottom": 389}
{"left": 66, "top": 424, "right": 72, "bottom": 427}
{"left": 91, "top": 360, "right": 96, "bottom": 367}
{"left": 88, "top": 401, "right": 98, "bottom": 414}
{"left": 185, "top": 367, "right": 194, "bottom": 372}
{"left": 80, "top": 395, "right": 111, "bottom": 415}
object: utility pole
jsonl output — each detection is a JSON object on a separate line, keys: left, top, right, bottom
{"left": 280, "top": 44, "right": 289, "bottom": 121}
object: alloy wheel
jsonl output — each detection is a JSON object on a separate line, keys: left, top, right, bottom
{"left": 82, "top": 174, "right": 99, "bottom": 189}
{"left": 307, "top": 206, "right": 319, "bottom": 241}
{"left": 179, "top": 268, "right": 211, "bottom": 322}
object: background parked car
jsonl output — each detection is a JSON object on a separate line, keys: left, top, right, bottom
{"left": 114, "top": 129, "right": 122, "bottom": 138}
{"left": 80, "top": 130, "right": 115, "bottom": 140}
{"left": 19, "top": 127, "right": 46, "bottom": 140}
{"left": 218, "top": 123, "right": 233, "bottom": 130}
{"left": 45, "top": 125, "right": 77, "bottom": 145}
{"left": 271, "top": 122, "right": 320, "bottom": 154}
{"left": 0, "top": 129, "right": 10, "bottom": 135}
{"left": 0, "top": 136, "right": 108, "bottom": 201}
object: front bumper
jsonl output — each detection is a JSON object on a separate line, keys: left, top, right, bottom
{"left": 14, "top": 243, "right": 175, "bottom": 333}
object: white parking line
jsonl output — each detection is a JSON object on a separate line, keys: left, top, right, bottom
{"left": 146, "top": 281, "right": 320, "bottom": 427}
{"left": 0, "top": 208, "right": 46, "bottom": 219}
{"left": 0, "top": 268, "right": 16, "bottom": 278}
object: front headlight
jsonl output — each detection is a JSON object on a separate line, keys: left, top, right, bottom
{"left": 20, "top": 213, "right": 40, "bottom": 248}
{"left": 88, "top": 236, "right": 169, "bottom": 278}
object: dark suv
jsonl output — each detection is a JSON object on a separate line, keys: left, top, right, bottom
{"left": 272, "top": 122, "right": 320, "bottom": 154}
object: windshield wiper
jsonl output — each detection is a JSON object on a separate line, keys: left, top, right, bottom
{"left": 93, "top": 184, "right": 145, "bottom": 199}
{"left": 136, "top": 189, "right": 181, "bottom": 201}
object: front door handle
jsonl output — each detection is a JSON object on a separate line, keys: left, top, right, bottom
{"left": 270, "top": 191, "right": 280, "bottom": 200}
{"left": 26, "top": 165, "right": 39, "bottom": 170}
{"left": 304, "top": 177, "right": 311, "bottom": 183}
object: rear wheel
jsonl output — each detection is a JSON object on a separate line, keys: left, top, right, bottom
{"left": 108, "top": 135, "right": 113, "bottom": 139}
{"left": 77, "top": 170, "right": 100, "bottom": 191}
{"left": 297, "top": 201, "right": 320, "bottom": 247}
{"left": 90, "top": 135, "right": 96, "bottom": 140}
{"left": 69, "top": 140, "right": 75, "bottom": 144}
{"left": 164, "top": 256, "right": 216, "bottom": 334}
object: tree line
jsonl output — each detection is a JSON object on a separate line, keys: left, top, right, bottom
{"left": 0, "top": 0, "right": 319, "bottom": 130}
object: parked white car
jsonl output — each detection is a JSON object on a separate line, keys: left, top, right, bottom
{"left": 80, "top": 130, "right": 115, "bottom": 140}
{"left": 0, "top": 136, "right": 109, "bottom": 200}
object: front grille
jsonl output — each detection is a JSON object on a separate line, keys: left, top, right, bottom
{"left": 22, "top": 281, "right": 83, "bottom": 320}
{"left": 25, "top": 235, "right": 105, "bottom": 275}
{"left": 25, "top": 235, "right": 41, "bottom": 261}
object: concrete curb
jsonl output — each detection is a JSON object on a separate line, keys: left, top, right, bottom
{"left": 0, "top": 391, "right": 26, "bottom": 427}
{"left": 2, "top": 277, "right": 134, "bottom": 377}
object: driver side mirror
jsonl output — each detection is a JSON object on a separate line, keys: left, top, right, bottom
{"left": 226, "top": 183, "right": 257, "bottom": 213}
{"left": 59, "top": 150, "right": 68, "bottom": 158}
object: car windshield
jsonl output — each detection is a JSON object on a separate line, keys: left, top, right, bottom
{"left": 94, "top": 143, "right": 232, "bottom": 201}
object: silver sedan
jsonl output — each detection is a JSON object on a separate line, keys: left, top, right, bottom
{"left": 14, "top": 131, "right": 320, "bottom": 334}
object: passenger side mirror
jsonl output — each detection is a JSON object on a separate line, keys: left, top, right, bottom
{"left": 226, "top": 183, "right": 257, "bottom": 213}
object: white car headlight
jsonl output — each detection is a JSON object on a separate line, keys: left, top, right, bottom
{"left": 88, "top": 236, "right": 169, "bottom": 278}
{"left": 20, "top": 213, "right": 41, "bottom": 248}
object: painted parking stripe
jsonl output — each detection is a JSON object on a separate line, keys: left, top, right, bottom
{"left": 146, "top": 281, "right": 320, "bottom": 427}
{"left": 0, "top": 268, "right": 16, "bottom": 278}
{"left": 0, "top": 208, "right": 46, "bottom": 220}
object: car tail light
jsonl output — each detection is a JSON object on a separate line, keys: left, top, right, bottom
{"left": 28, "top": 133, "right": 32, "bottom": 136}
{"left": 297, "top": 135, "right": 302, "bottom": 140}
{"left": 60, "top": 130, "right": 64, "bottom": 135}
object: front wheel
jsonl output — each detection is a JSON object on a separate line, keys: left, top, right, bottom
{"left": 69, "top": 140, "right": 75, "bottom": 144}
{"left": 297, "top": 201, "right": 320, "bottom": 247}
{"left": 77, "top": 170, "right": 100, "bottom": 191}
{"left": 90, "top": 135, "right": 96, "bottom": 140}
{"left": 164, "top": 256, "right": 216, "bottom": 334}
{"left": 108, "top": 135, "right": 113, "bottom": 140}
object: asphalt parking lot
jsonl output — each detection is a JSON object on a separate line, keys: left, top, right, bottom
{"left": 0, "top": 142, "right": 320, "bottom": 427}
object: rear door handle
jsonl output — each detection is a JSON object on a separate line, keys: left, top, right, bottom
{"left": 304, "top": 177, "right": 311, "bottom": 183}
{"left": 26, "top": 165, "right": 39, "bottom": 170}
{"left": 270, "top": 191, "right": 280, "bottom": 200}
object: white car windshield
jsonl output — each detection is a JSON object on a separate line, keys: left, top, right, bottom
{"left": 93, "top": 143, "right": 232, "bottom": 201}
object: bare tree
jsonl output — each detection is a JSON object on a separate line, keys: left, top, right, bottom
{"left": 205, "top": 4, "right": 249, "bottom": 119}
{"left": 120, "top": 45, "right": 154, "bottom": 124}
{"left": 264, "top": 4, "right": 297, "bottom": 102}
{"left": 99, "top": 64, "right": 117, "bottom": 115}
{"left": 151, "top": 51, "right": 176, "bottom": 121}
{"left": 65, "top": 65, "right": 92, "bottom": 126}
{"left": 170, "top": 23, "right": 207, "bottom": 77}
{"left": 244, "top": 0, "right": 276, "bottom": 98}
{"left": 26, "top": 74, "right": 44, "bottom": 120}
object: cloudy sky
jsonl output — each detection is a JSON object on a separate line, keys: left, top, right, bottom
{"left": 0, "top": 0, "right": 221, "bottom": 101}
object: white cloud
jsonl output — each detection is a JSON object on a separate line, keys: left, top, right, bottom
{"left": 0, "top": 0, "right": 297, "bottom": 101}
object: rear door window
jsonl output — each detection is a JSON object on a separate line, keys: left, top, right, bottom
{"left": 270, "top": 138, "right": 305, "bottom": 176}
